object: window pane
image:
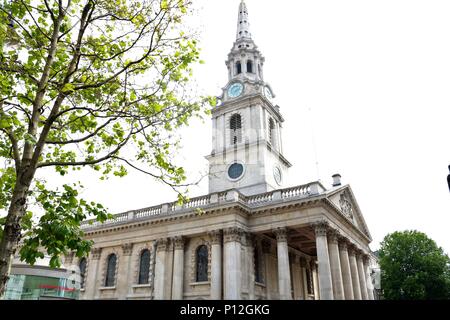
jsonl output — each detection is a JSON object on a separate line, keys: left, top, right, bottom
{"left": 196, "top": 245, "right": 208, "bottom": 282}
{"left": 105, "top": 254, "right": 116, "bottom": 287}
{"left": 138, "top": 250, "right": 151, "bottom": 284}
{"left": 79, "top": 258, "right": 87, "bottom": 289}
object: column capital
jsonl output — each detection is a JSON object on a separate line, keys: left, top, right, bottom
{"left": 122, "top": 243, "right": 133, "bottom": 256}
{"left": 309, "top": 259, "right": 317, "bottom": 270}
{"left": 172, "top": 236, "right": 185, "bottom": 250}
{"left": 347, "top": 243, "right": 358, "bottom": 256}
{"left": 362, "top": 254, "right": 371, "bottom": 264}
{"left": 157, "top": 238, "right": 170, "bottom": 251}
{"left": 261, "top": 239, "right": 272, "bottom": 254}
{"left": 208, "top": 230, "right": 223, "bottom": 245}
{"left": 224, "top": 227, "right": 243, "bottom": 243}
{"left": 327, "top": 229, "right": 341, "bottom": 243}
{"left": 90, "top": 247, "right": 102, "bottom": 260}
{"left": 273, "top": 227, "right": 288, "bottom": 242}
{"left": 338, "top": 236, "right": 350, "bottom": 250}
{"left": 312, "top": 220, "right": 330, "bottom": 237}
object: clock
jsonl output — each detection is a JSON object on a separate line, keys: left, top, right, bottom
{"left": 273, "top": 166, "right": 282, "bottom": 185}
{"left": 228, "top": 82, "right": 244, "bottom": 98}
{"left": 264, "top": 86, "right": 273, "bottom": 100}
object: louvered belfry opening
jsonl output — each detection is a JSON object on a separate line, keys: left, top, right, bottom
{"left": 269, "top": 118, "right": 276, "bottom": 146}
{"left": 230, "top": 114, "right": 242, "bottom": 145}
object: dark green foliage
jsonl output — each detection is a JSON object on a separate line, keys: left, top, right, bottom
{"left": 379, "top": 230, "right": 450, "bottom": 300}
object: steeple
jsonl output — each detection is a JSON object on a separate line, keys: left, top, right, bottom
{"left": 207, "top": 1, "right": 291, "bottom": 197}
{"left": 236, "top": 0, "right": 251, "bottom": 40}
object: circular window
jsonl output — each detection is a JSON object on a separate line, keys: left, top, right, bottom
{"left": 273, "top": 166, "right": 282, "bottom": 186}
{"left": 228, "top": 163, "right": 244, "bottom": 180}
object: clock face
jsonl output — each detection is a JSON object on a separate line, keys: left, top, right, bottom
{"left": 273, "top": 166, "right": 282, "bottom": 185}
{"left": 264, "top": 86, "right": 273, "bottom": 100}
{"left": 228, "top": 83, "right": 244, "bottom": 98}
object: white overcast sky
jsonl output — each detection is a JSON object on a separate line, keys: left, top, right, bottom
{"left": 6, "top": 1, "right": 450, "bottom": 255}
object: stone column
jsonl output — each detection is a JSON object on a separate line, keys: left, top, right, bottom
{"left": 338, "top": 238, "right": 354, "bottom": 300}
{"left": 300, "top": 257, "right": 309, "bottom": 299}
{"left": 224, "top": 227, "right": 242, "bottom": 299}
{"left": 292, "top": 256, "right": 302, "bottom": 300}
{"left": 328, "top": 230, "right": 345, "bottom": 300}
{"left": 311, "top": 260, "right": 320, "bottom": 300}
{"left": 244, "top": 233, "right": 256, "bottom": 300}
{"left": 171, "top": 236, "right": 185, "bottom": 300}
{"left": 313, "top": 221, "right": 334, "bottom": 300}
{"left": 209, "top": 230, "right": 222, "bottom": 300}
{"left": 363, "top": 255, "right": 375, "bottom": 300}
{"left": 348, "top": 245, "right": 362, "bottom": 300}
{"left": 274, "top": 228, "right": 292, "bottom": 300}
{"left": 117, "top": 243, "right": 133, "bottom": 300}
{"left": 356, "top": 252, "right": 368, "bottom": 300}
{"left": 154, "top": 238, "right": 169, "bottom": 300}
{"left": 83, "top": 248, "right": 102, "bottom": 299}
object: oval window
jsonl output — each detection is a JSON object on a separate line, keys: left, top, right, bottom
{"left": 228, "top": 163, "right": 244, "bottom": 180}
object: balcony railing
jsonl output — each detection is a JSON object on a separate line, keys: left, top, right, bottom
{"left": 80, "top": 182, "right": 326, "bottom": 230}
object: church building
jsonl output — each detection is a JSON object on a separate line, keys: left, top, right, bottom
{"left": 65, "top": 1, "right": 376, "bottom": 300}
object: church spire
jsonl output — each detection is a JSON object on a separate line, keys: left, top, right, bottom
{"left": 236, "top": 0, "right": 251, "bottom": 40}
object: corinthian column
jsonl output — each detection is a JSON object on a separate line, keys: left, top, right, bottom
{"left": 171, "top": 236, "right": 185, "bottom": 300}
{"left": 338, "top": 238, "right": 354, "bottom": 300}
{"left": 313, "top": 221, "right": 334, "bottom": 300}
{"left": 348, "top": 245, "right": 362, "bottom": 300}
{"left": 328, "top": 230, "right": 345, "bottom": 300}
{"left": 274, "top": 227, "right": 292, "bottom": 300}
{"left": 208, "top": 230, "right": 222, "bottom": 300}
{"left": 363, "top": 255, "right": 375, "bottom": 300}
{"left": 356, "top": 251, "right": 368, "bottom": 300}
{"left": 154, "top": 238, "right": 169, "bottom": 300}
{"left": 84, "top": 248, "right": 102, "bottom": 299}
{"left": 223, "top": 227, "right": 243, "bottom": 299}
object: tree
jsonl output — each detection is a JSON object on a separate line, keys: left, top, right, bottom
{"left": 0, "top": 0, "right": 211, "bottom": 295}
{"left": 379, "top": 230, "right": 450, "bottom": 300}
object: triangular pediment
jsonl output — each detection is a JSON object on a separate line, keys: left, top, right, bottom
{"left": 326, "top": 185, "right": 372, "bottom": 240}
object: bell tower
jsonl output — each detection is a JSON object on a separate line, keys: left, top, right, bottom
{"left": 207, "top": 0, "right": 291, "bottom": 196}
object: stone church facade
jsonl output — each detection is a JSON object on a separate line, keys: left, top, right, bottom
{"left": 64, "top": 1, "right": 376, "bottom": 300}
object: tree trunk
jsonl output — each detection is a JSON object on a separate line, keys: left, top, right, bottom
{"left": 0, "top": 167, "right": 34, "bottom": 296}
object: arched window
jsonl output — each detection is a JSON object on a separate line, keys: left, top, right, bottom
{"left": 79, "top": 258, "right": 87, "bottom": 289}
{"left": 236, "top": 61, "right": 242, "bottom": 74}
{"left": 196, "top": 245, "right": 208, "bottom": 282}
{"left": 268, "top": 118, "right": 276, "bottom": 146}
{"left": 247, "top": 60, "right": 253, "bottom": 73}
{"left": 105, "top": 254, "right": 117, "bottom": 287}
{"left": 230, "top": 114, "right": 242, "bottom": 145}
{"left": 254, "top": 247, "right": 263, "bottom": 283}
{"left": 138, "top": 249, "right": 151, "bottom": 285}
